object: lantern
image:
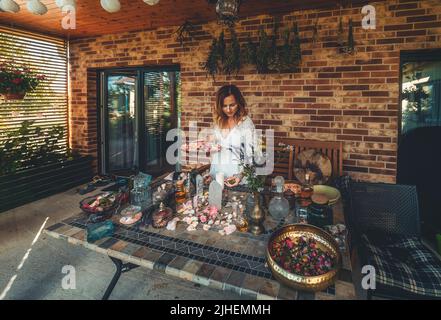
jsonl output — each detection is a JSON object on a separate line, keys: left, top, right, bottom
{"left": 27, "top": 0, "right": 48, "bottom": 15}
{"left": 100, "top": 0, "right": 121, "bottom": 13}
{"left": 0, "top": 0, "right": 20, "bottom": 13}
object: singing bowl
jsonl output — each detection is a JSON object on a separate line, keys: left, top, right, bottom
{"left": 266, "top": 224, "right": 341, "bottom": 292}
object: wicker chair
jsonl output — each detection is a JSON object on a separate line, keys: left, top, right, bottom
{"left": 348, "top": 181, "right": 441, "bottom": 300}
{"left": 272, "top": 138, "right": 343, "bottom": 181}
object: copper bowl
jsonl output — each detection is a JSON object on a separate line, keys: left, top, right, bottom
{"left": 266, "top": 224, "right": 341, "bottom": 292}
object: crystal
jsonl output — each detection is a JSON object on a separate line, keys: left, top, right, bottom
{"left": 86, "top": 220, "right": 114, "bottom": 243}
{"left": 196, "top": 174, "right": 204, "bottom": 196}
{"left": 208, "top": 180, "right": 223, "bottom": 210}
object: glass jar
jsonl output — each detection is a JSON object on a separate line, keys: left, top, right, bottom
{"left": 268, "top": 176, "right": 290, "bottom": 220}
{"left": 295, "top": 198, "right": 311, "bottom": 224}
{"left": 308, "top": 203, "right": 333, "bottom": 228}
{"left": 300, "top": 173, "right": 314, "bottom": 199}
{"left": 131, "top": 185, "right": 152, "bottom": 209}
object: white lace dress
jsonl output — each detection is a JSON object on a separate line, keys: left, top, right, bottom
{"left": 209, "top": 116, "right": 259, "bottom": 180}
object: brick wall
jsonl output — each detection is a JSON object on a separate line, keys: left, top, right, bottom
{"left": 69, "top": 0, "right": 441, "bottom": 182}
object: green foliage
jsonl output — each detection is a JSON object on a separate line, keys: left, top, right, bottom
{"left": 267, "top": 23, "right": 302, "bottom": 73}
{"left": 241, "top": 163, "right": 265, "bottom": 193}
{"left": 202, "top": 38, "right": 220, "bottom": 79}
{"left": 0, "top": 61, "right": 45, "bottom": 94}
{"left": 243, "top": 37, "right": 257, "bottom": 66}
{"left": 218, "top": 31, "right": 226, "bottom": 66}
{"left": 0, "top": 120, "right": 72, "bottom": 176}
{"left": 254, "top": 26, "right": 273, "bottom": 74}
{"left": 338, "top": 18, "right": 356, "bottom": 55}
{"left": 402, "top": 80, "right": 430, "bottom": 123}
{"left": 203, "top": 22, "right": 303, "bottom": 76}
{"left": 223, "top": 28, "right": 241, "bottom": 75}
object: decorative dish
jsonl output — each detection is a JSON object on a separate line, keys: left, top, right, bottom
{"left": 312, "top": 185, "right": 341, "bottom": 205}
{"left": 80, "top": 192, "right": 119, "bottom": 215}
{"left": 293, "top": 149, "right": 332, "bottom": 185}
{"left": 266, "top": 224, "right": 341, "bottom": 292}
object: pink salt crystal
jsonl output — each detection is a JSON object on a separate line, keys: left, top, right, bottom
{"left": 224, "top": 224, "right": 237, "bottom": 235}
{"left": 199, "top": 215, "right": 207, "bottom": 223}
{"left": 166, "top": 217, "right": 179, "bottom": 231}
{"left": 193, "top": 195, "right": 198, "bottom": 210}
{"left": 208, "top": 205, "right": 218, "bottom": 217}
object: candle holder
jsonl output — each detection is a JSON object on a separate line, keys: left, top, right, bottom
{"left": 248, "top": 191, "right": 265, "bottom": 235}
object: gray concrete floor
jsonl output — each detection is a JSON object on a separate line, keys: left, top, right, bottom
{"left": 0, "top": 186, "right": 244, "bottom": 300}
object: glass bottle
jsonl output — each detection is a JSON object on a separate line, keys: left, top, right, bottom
{"left": 300, "top": 172, "right": 314, "bottom": 199}
{"left": 233, "top": 202, "right": 248, "bottom": 232}
{"left": 268, "top": 176, "right": 290, "bottom": 220}
{"left": 175, "top": 179, "right": 187, "bottom": 205}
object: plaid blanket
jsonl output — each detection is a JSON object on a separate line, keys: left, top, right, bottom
{"left": 362, "top": 234, "right": 441, "bottom": 298}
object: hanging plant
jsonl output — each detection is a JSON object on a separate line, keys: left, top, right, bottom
{"left": 202, "top": 37, "right": 220, "bottom": 79}
{"left": 339, "top": 18, "right": 356, "bottom": 54}
{"left": 254, "top": 26, "right": 273, "bottom": 73}
{"left": 292, "top": 22, "right": 302, "bottom": 64}
{"left": 174, "top": 20, "right": 197, "bottom": 47}
{"left": 223, "top": 27, "right": 241, "bottom": 75}
{"left": 217, "top": 30, "right": 227, "bottom": 66}
{"left": 337, "top": 15, "right": 345, "bottom": 49}
{"left": 268, "top": 27, "right": 290, "bottom": 72}
{"left": 243, "top": 36, "right": 257, "bottom": 66}
{"left": 312, "top": 15, "right": 319, "bottom": 43}
{"left": 0, "top": 62, "right": 45, "bottom": 100}
{"left": 268, "top": 22, "right": 302, "bottom": 73}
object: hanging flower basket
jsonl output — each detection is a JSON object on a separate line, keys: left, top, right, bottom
{"left": 3, "top": 92, "right": 26, "bottom": 100}
{"left": 0, "top": 61, "right": 45, "bottom": 100}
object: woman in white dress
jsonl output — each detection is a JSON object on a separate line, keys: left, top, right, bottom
{"left": 209, "top": 85, "right": 259, "bottom": 188}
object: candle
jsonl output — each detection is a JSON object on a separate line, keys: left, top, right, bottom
{"left": 215, "top": 172, "right": 224, "bottom": 189}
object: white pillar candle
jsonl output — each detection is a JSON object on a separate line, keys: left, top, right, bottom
{"left": 215, "top": 172, "right": 224, "bottom": 189}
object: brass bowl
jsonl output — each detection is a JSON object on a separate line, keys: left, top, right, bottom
{"left": 266, "top": 224, "right": 341, "bottom": 292}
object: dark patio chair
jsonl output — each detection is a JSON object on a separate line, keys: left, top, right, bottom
{"left": 348, "top": 181, "right": 441, "bottom": 300}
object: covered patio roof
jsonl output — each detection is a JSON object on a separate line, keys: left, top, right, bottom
{"left": 0, "top": 0, "right": 385, "bottom": 39}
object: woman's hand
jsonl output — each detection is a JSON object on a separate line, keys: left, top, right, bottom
{"left": 224, "top": 175, "right": 241, "bottom": 188}
{"left": 207, "top": 143, "right": 221, "bottom": 154}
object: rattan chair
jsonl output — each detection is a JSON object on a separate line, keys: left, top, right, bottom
{"left": 348, "top": 181, "right": 441, "bottom": 300}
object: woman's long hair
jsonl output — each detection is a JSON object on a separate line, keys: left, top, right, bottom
{"left": 214, "top": 84, "right": 248, "bottom": 129}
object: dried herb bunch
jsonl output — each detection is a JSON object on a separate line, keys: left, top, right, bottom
{"left": 267, "top": 22, "right": 302, "bottom": 73}
{"left": 174, "top": 21, "right": 197, "bottom": 47}
{"left": 338, "top": 17, "right": 356, "bottom": 54}
{"left": 223, "top": 28, "right": 241, "bottom": 75}
{"left": 202, "top": 37, "right": 220, "bottom": 79}
{"left": 202, "top": 20, "right": 303, "bottom": 76}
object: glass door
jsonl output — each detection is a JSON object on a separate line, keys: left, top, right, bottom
{"left": 141, "top": 71, "right": 179, "bottom": 176}
{"left": 401, "top": 60, "right": 441, "bottom": 134}
{"left": 99, "top": 67, "right": 180, "bottom": 177}
{"left": 104, "top": 71, "right": 138, "bottom": 174}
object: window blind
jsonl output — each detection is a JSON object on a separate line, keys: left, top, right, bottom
{"left": 0, "top": 26, "right": 68, "bottom": 152}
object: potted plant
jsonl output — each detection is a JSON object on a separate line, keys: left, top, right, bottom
{"left": 241, "top": 162, "right": 266, "bottom": 235}
{"left": 0, "top": 62, "right": 45, "bottom": 100}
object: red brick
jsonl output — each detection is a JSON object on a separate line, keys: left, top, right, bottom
{"left": 395, "top": 9, "right": 426, "bottom": 17}
{"left": 343, "top": 85, "right": 370, "bottom": 91}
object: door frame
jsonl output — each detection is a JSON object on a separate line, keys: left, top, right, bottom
{"left": 96, "top": 64, "right": 180, "bottom": 175}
